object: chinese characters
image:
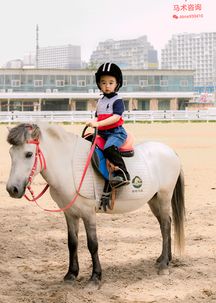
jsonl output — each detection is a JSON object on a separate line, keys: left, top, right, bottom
{"left": 172, "top": 2, "right": 204, "bottom": 19}
{"left": 173, "top": 3, "right": 202, "bottom": 12}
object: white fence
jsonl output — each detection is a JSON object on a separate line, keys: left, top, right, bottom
{"left": 1, "top": 109, "right": 216, "bottom": 123}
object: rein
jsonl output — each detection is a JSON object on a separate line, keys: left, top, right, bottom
{"left": 24, "top": 131, "right": 97, "bottom": 212}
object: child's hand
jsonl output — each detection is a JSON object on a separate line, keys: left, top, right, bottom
{"left": 86, "top": 120, "right": 99, "bottom": 128}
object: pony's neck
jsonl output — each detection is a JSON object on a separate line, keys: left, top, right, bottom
{"left": 39, "top": 130, "right": 91, "bottom": 194}
{"left": 40, "top": 131, "right": 78, "bottom": 188}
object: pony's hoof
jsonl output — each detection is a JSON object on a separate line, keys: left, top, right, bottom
{"left": 64, "top": 272, "right": 77, "bottom": 283}
{"left": 86, "top": 279, "right": 102, "bottom": 290}
{"left": 158, "top": 268, "right": 170, "bottom": 275}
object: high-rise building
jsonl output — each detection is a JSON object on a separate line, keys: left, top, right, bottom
{"left": 90, "top": 36, "right": 158, "bottom": 69}
{"left": 23, "top": 52, "right": 35, "bottom": 67}
{"left": 161, "top": 32, "right": 216, "bottom": 92}
{"left": 38, "top": 44, "right": 81, "bottom": 69}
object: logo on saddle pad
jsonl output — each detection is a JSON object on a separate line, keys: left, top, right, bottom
{"left": 132, "top": 176, "right": 142, "bottom": 189}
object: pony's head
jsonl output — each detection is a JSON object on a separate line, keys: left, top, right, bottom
{"left": 6, "top": 123, "right": 42, "bottom": 198}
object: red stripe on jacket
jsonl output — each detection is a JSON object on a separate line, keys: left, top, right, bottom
{"left": 97, "top": 114, "right": 124, "bottom": 130}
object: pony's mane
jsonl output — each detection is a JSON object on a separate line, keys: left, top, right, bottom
{"left": 45, "top": 124, "right": 69, "bottom": 141}
{"left": 7, "top": 123, "right": 41, "bottom": 146}
{"left": 7, "top": 123, "right": 71, "bottom": 146}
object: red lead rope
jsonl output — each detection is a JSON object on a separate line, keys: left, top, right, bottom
{"left": 24, "top": 136, "right": 97, "bottom": 212}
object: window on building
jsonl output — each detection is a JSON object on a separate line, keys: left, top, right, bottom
{"left": 76, "top": 100, "right": 87, "bottom": 110}
{"left": 139, "top": 80, "right": 148, "bottom": 87}
{"left": 11, "top": 80, "right": 21, "bottom": 87}
{"left": 65, "top": 76, "right": 70, "bottom": 85}
{"left": 180, "top": 80, "right": 189, "bottom": 87}
{"left": 124, "top": 100, "right": 129, "bottom": 110}
{"left": 160, "top": 80, "right": 168, "bottom": 87}
{"left": 9, "top": 100, "right": 22, "bottom": 110}
{"left": 123, "top": 80, "right": 127, "bottom": 87}
{"left": 77, "top": 80, "right": 86, "bottom": 87}
{"left": 24, "top": 102, "right": 34, "bottom": 111}
{"left": 158, "top": 100, "right": 170, "bottom": 110}
{"left": 1, "top": 101, "right": 9, "bottom": 111}
{"left": 41, "top": 99, "right": 69, "bottom": 111}
{"left": 56, "top": 80, "right": 65, "bottom": 87}
{"left": 138, "top": 99, "right": 150, "bottom": 110}
{"left": 34, "top": 80, "right": 43, "bottom": 87}
{"left": 0, "top": 75, "right": 4, "bottom": 85}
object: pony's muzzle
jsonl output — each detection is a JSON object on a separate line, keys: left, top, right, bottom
{"left": 6, "top": 183, "right": 26, "bottom": 198}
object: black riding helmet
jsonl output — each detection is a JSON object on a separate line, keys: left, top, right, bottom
{"left": 95, "top": 62, "right": 123, "bottom": 91}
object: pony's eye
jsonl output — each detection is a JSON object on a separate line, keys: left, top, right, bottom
{"left": 25, "top": 152, "right": 33, "bottom": 158}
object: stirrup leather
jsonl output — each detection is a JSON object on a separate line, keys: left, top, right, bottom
{"left": 99, "top": 192, "right": 111, "bottom": 211}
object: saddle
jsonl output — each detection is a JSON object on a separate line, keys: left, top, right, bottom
{"left": 84, "top": 132, "right": 134, "bottom": 180}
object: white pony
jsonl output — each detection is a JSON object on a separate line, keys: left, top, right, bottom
{"left": 6, "top": 123, "right": 185, "bottom": 287}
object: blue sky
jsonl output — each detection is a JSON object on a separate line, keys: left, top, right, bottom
{"left": 0, "top": 0, "right": 214, "bottom": 65}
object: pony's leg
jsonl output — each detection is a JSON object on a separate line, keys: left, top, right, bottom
{"left": 148, "top": 193, "right": 172, "bottom": 274}
{"left": 64, "top": 215, "right": 80, "bottom": 282}
{"left": 82, "top": 212, "right": 102, "bottom": 286}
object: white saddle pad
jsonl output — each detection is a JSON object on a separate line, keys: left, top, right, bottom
{"left": 72, "top": 137, "right": 95, "bottom": 198}
{"left": 72, "top": 138, "right": 154, "bottom": 205}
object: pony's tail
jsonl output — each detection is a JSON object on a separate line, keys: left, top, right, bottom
{"left": 171, "top": 169, "right": 185, "bottom": 255}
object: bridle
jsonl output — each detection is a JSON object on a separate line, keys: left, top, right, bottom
{"left": 24, "top": 127, "right": 97, "bottom": 212}
{"left": 24, "top": 139, "right": 49, "bottom": 204}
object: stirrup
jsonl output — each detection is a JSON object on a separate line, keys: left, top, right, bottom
{"left": 110, "top": 178, "right": 130, "bottom": 189}
{"left": 109, "top": 168, "right": 130, "bottom": 189}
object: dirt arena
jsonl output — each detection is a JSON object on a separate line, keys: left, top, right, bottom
{"left": 0, "top": 122, "right": 215, "bottom": 303}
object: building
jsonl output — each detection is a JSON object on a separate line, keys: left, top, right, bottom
{"left": 90, "top": 36, "right": 158, "bottom": 69}
{"left": 0, "top": 68, "right": 195, "bottom": 111}
{"left": 38, "top": 44, "right": 81, "bottom": 69}
{"left": 23, "top": 52, "right": 36, "bottom": 68}
{"left": 161, "top": 32, "right": 216, "bottom": 93}
{"left": 4, "top": 59, "right": 23, "bottom": 68}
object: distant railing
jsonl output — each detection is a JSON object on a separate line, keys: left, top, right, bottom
{"left": 1, "top": 109, "right": 216, "bottom": 123}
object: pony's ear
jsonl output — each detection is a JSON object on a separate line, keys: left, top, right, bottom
{"left": 31, "top": 124, "right": 41, "bottom": 140}
{"left": 7, "top": 126, "right": 12, "bottom": 132}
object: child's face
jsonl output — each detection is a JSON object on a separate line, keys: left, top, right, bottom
{"left": 99, "top": 75, "right": 117, "bottom": 94}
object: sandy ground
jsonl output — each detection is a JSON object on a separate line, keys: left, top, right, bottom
{"left": 0, "top": 122, "right": 216, "bottom": 303}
